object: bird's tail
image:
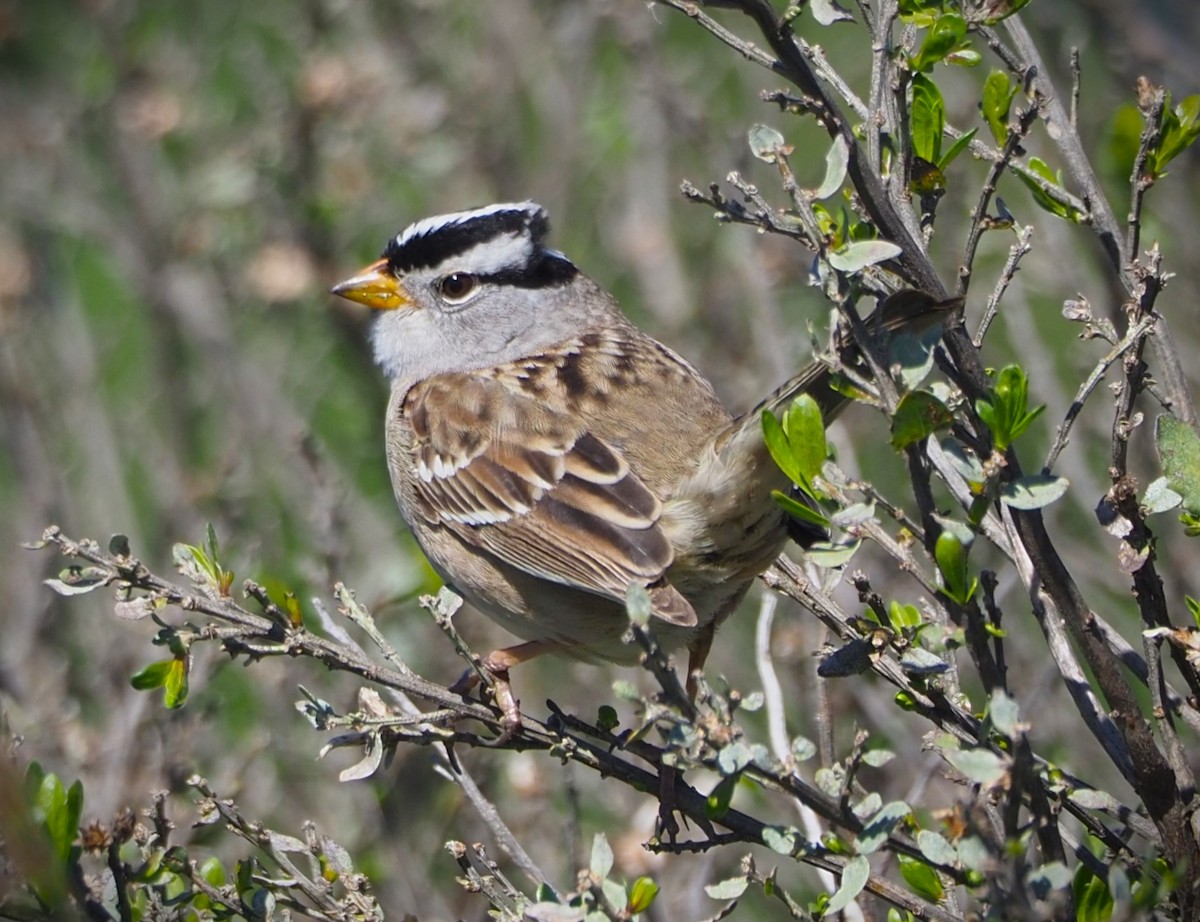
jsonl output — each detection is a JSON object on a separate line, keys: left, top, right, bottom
{"left": 746, "top": 289, "right": 962, "bottom": 425}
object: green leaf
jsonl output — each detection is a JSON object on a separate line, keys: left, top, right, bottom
{"left": 131, "top": 659, "right": 174, "bottom": 691}
{"left": 975, "top": 364, "right": 1045, "bottom": 450}
{"left": 910, "top": 74, "right": 945, "bottom": 163}
{"left": 1156, "top": 415, "right": 1200, "bottom": 514}
{"left": 627, "top": 877, "right": 660, "bottom": 914}
{"left": 1154, "top": 95, "right": 1200, "bottom": 175}
{"left": 163, "top": 656, "right": 189, "bottom": 709}
{"left": 899, "top": 855, "right": 945, "bottom": 902}
{"left": 979, "top": 0, "right": 1032, "bottom": 24}
{"left": 937, "top": 127, "right": 977, "bottom": 170}
{"left": 762, "top": 408, "right": 805, "bottom": 487}
{"left": 999, "top": 474, "right": 1069, "bottom": 510}
{"left": 1074, "top": 871, "right": 1115, "bottom": 922}
{"left": 890, "top": 391, "right": 953, "bottom": 450}
{"left": 981, "top": 70, "right": 1016, "bottom": 144}
{"left": 1187, "top": 596, "right": 1200, "bottom": 630}
{"left": 945, "top": 48, "right": 981, "bottom": 67}
{"left": 706, "top": 775, "right": 738, "bottom": 820}
{"left": 888, "top": 601, "right": 922, "bottom": 631}
{"left": 32, "top": 772, "right": 83, "bottom": 865}
{"left": 597, "top": 705, "right": 619, "bottom": 732}
{"left": 827, "top": 855, "right": 871, "bottom": 912}
{"left": 771, "top": 490, "right": 831, "bottom": 530}
{"left": 910, "top": 14, "right": 967, "bottom": 72}
{"left": 782, "top": 394, "right": 828, "bottom": 483}
{"left": 1017, "top": 157, "right": 1083, "bottom": 221}
{"left": 1109, "top": 104, "right": 1143, "bottom": 182}
{"left": 897, "top": 0, "right": 941, "bottom": 27}
{"left": 198, "top": 856, "right": 227, "bottom": 887}
{"left": 44, "top": 566, "right": 110, "bottom": 596}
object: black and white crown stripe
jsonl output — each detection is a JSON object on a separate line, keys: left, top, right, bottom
{"left": 381, "top": 201, "right": 577, "bottom": 288}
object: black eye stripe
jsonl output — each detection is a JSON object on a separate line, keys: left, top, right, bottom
{"left": 479, "top": 253, "right": 579, "bottom": 289}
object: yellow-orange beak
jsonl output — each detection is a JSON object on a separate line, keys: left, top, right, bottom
{"left": 330, "top": 258, "right": 411, "bottom": 310}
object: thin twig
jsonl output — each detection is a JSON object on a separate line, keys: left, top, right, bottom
{"left": 973, "top": 223, "right": 1033, "bottom": 347}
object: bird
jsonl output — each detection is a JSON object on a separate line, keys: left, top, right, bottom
{"left": 331, "top": 201, "right": 951, "bottom": 736}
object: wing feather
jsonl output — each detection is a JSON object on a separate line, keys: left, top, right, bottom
{"left": 403, "top": 373, "right": 695, "bottom": 626}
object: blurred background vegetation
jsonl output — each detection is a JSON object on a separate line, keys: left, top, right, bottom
{"left": 2, "top": 0, "right": 1199, "bottom": 917}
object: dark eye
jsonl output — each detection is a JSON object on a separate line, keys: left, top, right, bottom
{"left": 438, "top": 272, "right": 477, "bottom": 303}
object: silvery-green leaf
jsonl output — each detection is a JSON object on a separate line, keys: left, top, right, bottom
{"left": 818, "top": 636, "right": 874, "bottom": 677}
{"left": 1027, "top": 862, "right": 1072, "bottom": 899}
{"left": 704, "top": 876, "right": 749, "bottom": 900}
{"left": 944, "top": 748, "right": 1007, "bottom": 785}
{"left": 956, "top": 835, "right": 990, "bottom": 871}
{"left": 1143, "top": 476, "right": 1183, "bottom": 514}
{"left": 716, "top": 741, "right": 755, "bottom": 776}
{"left": 889, "top": 331, "right": 936, "bottom": 390}
{"left": 792, "top": 736, "right": 817, "bottom": 762}
{"left": 265, "top": 831, "right": 308, "bottom": 853}
{"left": 526, "top": 904, "right": 587, "bottom": 922}
{"left": 899, "top": 647, "right": 949, "bottom": 675}
{"left": 857, "top": 801, "right": 911, "bottom": 854}
{"left": 940, "top": 438, "right": 985, "bottom": 483}
{"left": 831, "top": 502, "right": 876, "bottom": 529}
{"left": 749, "top": 124, "right": 787, "bottom": 162}
{"left": 806, "top": 538, "right": 861, "bottom": 569}
{"left": 114, "top": 597, "right": 156, "bottom": 621}
{"left": 625, "top": 584, "right": 652, "bottom": 626}
{"left": 815, "top": 135, "right": 849, "bottom": 199}
{"left": 853, "top": 791, "right": 882, "bottom": 819}
{"left": 826, "top": 855, "right": 870, "bottom": 912}
{"left": 590, "top": 833, "right": 614, "bottom": 879}
{"left": 739, "top": 691, "right": 764, "bottom": 712}
{"left": 988, "top": 689, "right": 1021, "bottom": 737}
{"left": 829, "top": 239, "right": 903, "bottom": 272}
{"left": 762, "top": 826, "right": 805, "bottom": 855}
{"left": 917, "top": 829, "right": 958, "bottom": 866}
{"left": 811, "top": 0, "right": 854, "bottom": 25}
{"left": 862, "top": 749, "right": 895, "bottom": 767}
{"left": 338, "top": 732, "right": 384, "bottom": 782}
{"left": 1067, "top": 788, "right": 1122, "bottom": 812}
{"left": 1000, "top": 474, "right": 1069, "bottom": 509}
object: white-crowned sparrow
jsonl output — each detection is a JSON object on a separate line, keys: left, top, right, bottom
{"left": 332, "top": 202, "right": 948, "bottom": 730}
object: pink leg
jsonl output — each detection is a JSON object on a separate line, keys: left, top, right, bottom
{"left": 450, "top": 640, "right": 559, "bottom": 744}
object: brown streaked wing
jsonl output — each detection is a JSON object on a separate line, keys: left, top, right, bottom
{"left": 403, "top": 373, "right": 697, "bottom": 626}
